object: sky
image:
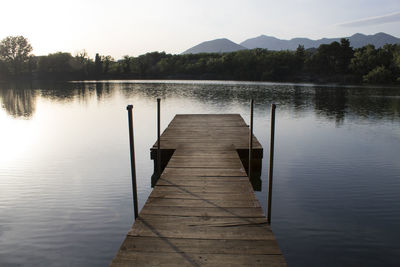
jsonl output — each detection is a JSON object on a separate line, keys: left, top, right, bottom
{"left": 1, "top": 0, "right": 400, "bottom": 59}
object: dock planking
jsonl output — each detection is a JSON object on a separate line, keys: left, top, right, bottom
{"left": 111, "top": 114, "right": 286, "bottom": 266}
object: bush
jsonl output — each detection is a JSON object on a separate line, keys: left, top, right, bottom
{"left": 362, "top": 65, "right": 392, "bottom": 84}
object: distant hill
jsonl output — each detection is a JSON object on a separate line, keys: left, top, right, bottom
{"left": 240, "top": 32, "right": 400, "bottom": 50}
{"left": 182, "top": 38, "right": 247, "bottom": 54}
{"left": 182, "top": 33, "right": 400, "bottom": 54}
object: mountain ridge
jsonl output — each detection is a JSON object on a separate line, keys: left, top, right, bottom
{"left": 240, "top": 32, "right": 400, "bottom": 50}
{"left": 182, "top": 32, "right": 400, "bottom": 54}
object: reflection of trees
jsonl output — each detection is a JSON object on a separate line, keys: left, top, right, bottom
{"left": 0, "top": 87, "right": 37, "bottom": 118}
{"left": 0, "top": 81, "right": 119, "bottom": 118}
{"left": 345, "top": 88, "right": 400, "bottom": 121}
{"left": 120, "top": 82, "right": 400, "bottom": 124}
{"left": 95, "top": 82, "right": 113, "bottom": 100}
{"left": 39, "top": 82, "right": 117, "bottom": 104}
{"left": 313, "top": 86, "right": 400, "bottom": 125}
{"left": 119, "top": 82, "right": 314, "bottom": 108}
{"left": 1, "top": 81, "right": 399, "bottom": 123}
{"left": 314, "top": 87, "right": 347, "bottom": 125}
{"left": 40, "top": 82, "right": 95, "bottom": 103}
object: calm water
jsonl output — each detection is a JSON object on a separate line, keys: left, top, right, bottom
{"left": 0, "top": 80, "right": 399, "bottom": 266}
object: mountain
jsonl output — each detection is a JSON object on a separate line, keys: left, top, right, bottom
{"left": 182, "top": 38, "right": 247, "bottom": 54}
{"left": 348, "top": 32, "right": 400, "bottom": 48}
{"left": 182, "top": 33, "right": 400, "bottom": 54}
{"left": 240, "top": 32, "right": 400, "bottom": 50}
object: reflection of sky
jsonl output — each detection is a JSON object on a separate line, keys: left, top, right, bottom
{"left": 0, "top": 81, "right": 400, "bottom": 266}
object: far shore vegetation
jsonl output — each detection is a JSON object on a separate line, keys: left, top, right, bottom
{"left": 1, "top": 35, "right": 400, "bottom": 85}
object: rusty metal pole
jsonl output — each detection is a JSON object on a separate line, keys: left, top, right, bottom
{"left": 267, "top": 104, "right": 276, "bottom": 224}
{"left": 157, "top": 98, "right": 161, "bottom": 179}
{"left": 127, "top": 105, "right": 138, "bottom": 220}
{"left": 248, "top": 99, "right": 254, "bottom": 179}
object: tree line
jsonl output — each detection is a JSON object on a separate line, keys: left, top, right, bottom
{"left": 1, "top": 35, "right": 400, "bottom": 84}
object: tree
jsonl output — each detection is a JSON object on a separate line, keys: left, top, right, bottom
{"left": 102, "top": 55, "right": 114, "bottom": 74}
{"left": 350, "top": 45, "right": 379, "bottom": 77}
{"left": 38, "top": 52, "right": 75, "bottom": 73}
{"left": 362, "top": 65, "right": 392, "bottom": 84}
{"left": 74, "top": 49, "right": 93, "bottom": 77}
{"left": 75, "top": 49, "right": 89, "bottom": 64}
{"left": 121, "top": 55, "right": 132, "bottom": 73}
{"left": 295, "top": 45, "right": 306, "bottom": 71}
{"left": 94, "top": 53, "right": 103, "bottom": 76}
{"left": 0, "top": 36, "right": 33, "bottom": 75}
{"left": 338, "top": 38, "right": 354, "bottom": 73}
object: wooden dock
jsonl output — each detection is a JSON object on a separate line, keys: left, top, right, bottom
{"left": 111, "top": 114, "right": 286, "bottom": 266}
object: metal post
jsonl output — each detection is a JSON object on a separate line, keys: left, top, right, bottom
{"left": 267, "top": 104, "right": 276, "bottom": 224}
{"left": 248, "top": 99, "right": 254, "bottom": 179}
{"left": 157, "top": 98, "right": 161, "bottom": 179}
{"left": 127, "top": 105, "right": 138, "bottom": 220}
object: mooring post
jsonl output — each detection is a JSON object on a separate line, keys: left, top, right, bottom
{"left": 126, "top": 105, "right": 138, "bottom": 220}
{"left": 157, "top": 98, "right": 161, "bottom": 179}
{"left": 248, "top": 99, "right": 254, "bottom": 179}
{"left": 267, "top": 103, "right": 276, "bottom": 224}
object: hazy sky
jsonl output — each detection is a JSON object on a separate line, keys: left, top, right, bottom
{"left": 1, "top": 0, "right": 399, "bottom": 59}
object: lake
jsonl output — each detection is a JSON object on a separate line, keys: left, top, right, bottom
{"left": 0, "top": 80, "right": 399, "bottom": 266}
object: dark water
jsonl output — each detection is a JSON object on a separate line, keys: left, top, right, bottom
{"left": 0, "top": 80, "right": 399, "bottom": 266}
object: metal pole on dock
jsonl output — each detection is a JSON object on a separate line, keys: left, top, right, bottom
{"left": 127, "top": 105, "right": 139, "bottom": 220}
{"left": 248, "top": 99, "right": 254, "bottom": 179}
{"left": 157, "top": 98, "right": 161, "bottom": 179}
{"left": 267, "top": 103, "right": 276, "bottom": 224}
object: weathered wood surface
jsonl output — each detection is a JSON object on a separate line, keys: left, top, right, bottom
{"left": 151, "top": 114, "right": 262, "bottom": 151}
{"left": 111, "top": 114, "right": 285, "bottom": 266}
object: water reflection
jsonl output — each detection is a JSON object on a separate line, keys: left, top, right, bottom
{"left": 314, "top": 87, "right": 347, "bottom": 126}
{"left": 0, "top": 81, "right": 399, "bottom": 124}
{"left": 1, "top": 80, "right": 400, "bottom": 266}
{"left": 95, "top": 82, "right": 113, "bottom": 100}
{"left": 0, "top": 87, "right": 37, "bottom": 118}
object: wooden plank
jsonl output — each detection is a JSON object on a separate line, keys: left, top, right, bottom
{"left": 156, "top": 177, "right": 251, "bottom": 187}
{"left": 154, "top": 185, "right": 253, "bottom": 194}
{"left": 118, "top": 236, "right": 282, "bottom": 255}
{"left": 112, "top": 252, "right": 286, "bottom": 266}
{"left": 139, "top": 206, "right": 266, "bottom": 218}
{"left": 149, "top": 190, "right": 257, "bottom": 201}
{"left": 158, "top": 176, "right": 250, "bottom": 182}
{"left": 167, "top": 156, "right": 243, "bottom": 162}
{"left": 171, "top": 150, "right": 241, "bottom": 158}
{"left": 133, "top": 214, "right": 269, "bottom": 227}
{"left": 162, "top": 167, "right": 247, "bottom": 177}
{"left": 167, "top": 160, "right": 243, "bottom": 168}
{"left": 128, "top": 215, "right": 273, "bottom": 240}
{"left": 146, "top": 197, "right": 261, "bottom": 208}
{"left": 153, "top": 114, "right": 263, "bottom": 151}
{"left": 153, "top": 141, "right": 262, "bottom": 150}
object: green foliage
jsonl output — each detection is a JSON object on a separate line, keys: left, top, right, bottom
{"left": 350, "top": 45, "right": 378, "bottom": 76}
{"left": 295, "top": 45, "right": 306, "bottom": 70}
{"left": 350, "top": 44, "right": 400, "bottom": 83}
{"left": 0, "top": 36, "right": 33, "bottom": 75}
{"left": 37, "top": 52, "right": 94, "bottom": 80}
{"left": 38, "top": 52, "right": 75, "bottom": 73}
{"left": 95, "top": 53, "right": 103, "bottom": 76}
{"left": 362, "top": 65, "right": 392, "bottom": 84}
{"left": 120, "top": 55, "right": 132, "bottom": 73}
{"left": 101, "top": 55, "right": 114, "bottom": 74}
{"left": 306, "top": 39, "right": 354, "bottom": 75}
